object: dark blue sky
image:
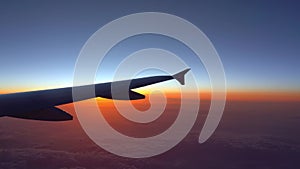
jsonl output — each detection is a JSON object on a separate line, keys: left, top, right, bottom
{"left": 0, "top": 0, "right": 299, "bottom": 92}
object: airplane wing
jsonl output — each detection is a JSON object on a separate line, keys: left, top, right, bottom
{"left": 0, "top": 68, "right": 190, "bottom": 121}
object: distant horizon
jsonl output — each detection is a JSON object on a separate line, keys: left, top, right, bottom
{"left": 1, "top": 88, "right": 299, "bottom": 102}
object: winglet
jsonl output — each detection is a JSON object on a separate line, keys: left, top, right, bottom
{"left": 172, "top": 68, "right": 191, "bottom": 85}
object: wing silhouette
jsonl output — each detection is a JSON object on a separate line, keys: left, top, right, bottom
{"left": 0, "top": 68, "right": 190, "bottom": 121}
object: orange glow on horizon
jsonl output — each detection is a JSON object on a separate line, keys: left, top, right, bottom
{"left": 132, "top": 90, "right": 300, "bottom": 102}
{"left": 1, "top": 88, "right": 299, "bottom": 102}
{"left": 56, "top": 90, "right": 300, "bottom": 131}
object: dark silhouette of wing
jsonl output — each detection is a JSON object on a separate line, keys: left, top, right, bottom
{"left": 0, "top": 68, "right": 190, "bottom": 121}
{"left": 7, "top": 107, "right": 73, "bottom": 121}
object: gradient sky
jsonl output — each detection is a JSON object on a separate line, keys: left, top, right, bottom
{"left": 0, "top": 0, "right": 299, "bottom": 93}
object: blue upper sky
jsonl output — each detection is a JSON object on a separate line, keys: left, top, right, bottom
{"left": 0, "top": 0, "right": 299, "bottom": 92}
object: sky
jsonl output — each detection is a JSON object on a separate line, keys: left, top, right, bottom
{"left": 0, "top": 0, "right": 299, "bottom": 93}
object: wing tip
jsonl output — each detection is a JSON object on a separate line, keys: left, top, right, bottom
{"left": 172, "top": 68, "right": 191, "bottom": 85}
